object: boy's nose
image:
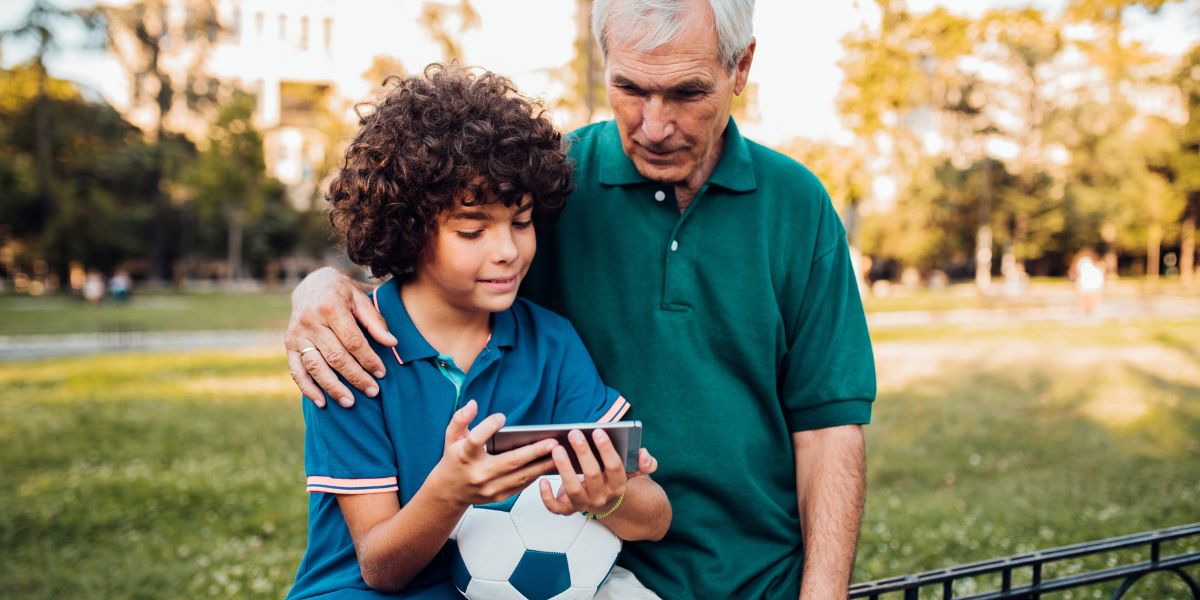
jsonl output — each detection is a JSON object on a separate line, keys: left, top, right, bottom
{"left": 493, "top": 229, "right": 520, "bottom": 263}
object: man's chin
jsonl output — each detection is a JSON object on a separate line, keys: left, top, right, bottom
{"left": 631, "top": 159, "right": 690, "bottom": 185}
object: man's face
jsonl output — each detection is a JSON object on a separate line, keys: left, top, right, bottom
{"left": 604, "top": 5, "right": 754, "bottom": 186}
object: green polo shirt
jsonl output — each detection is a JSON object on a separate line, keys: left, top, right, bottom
{"left": 524, "top": 118, "right": 875, "bottom": 599}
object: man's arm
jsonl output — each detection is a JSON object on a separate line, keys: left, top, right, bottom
{"left": 285, "top": 267, "right": 397, "bottom": 407}
{"left": 793, "top": 424, "right": 865, "bottom": 600}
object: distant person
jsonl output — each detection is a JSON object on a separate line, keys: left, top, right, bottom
{"left": 110, "top": 270, "right": 132, "bottom": 302}
{"left": 1071, "top": 249, "right": 1106, "bottom": 317}
{"left": 284, "top": 0, "right": 875, "bottom": 597}
{"left": 82, "top": 271, "right": 105, "bottom": 305}
{"left": 285, "top": 65, "right": 670, "bottom": 600}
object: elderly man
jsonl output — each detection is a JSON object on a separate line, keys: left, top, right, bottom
{"left": 285, "top": 0, "right": 875, "bottom": 597}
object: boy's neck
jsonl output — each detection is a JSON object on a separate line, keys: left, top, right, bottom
{"left": 400, "top": 278, "right": 492, "bottom": 373}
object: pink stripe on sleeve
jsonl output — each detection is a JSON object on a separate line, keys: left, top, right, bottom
{"left": 598, "top": 396, "right": 629, "bottom": 423}
{"left": 307, "top": 476, "right": 398, "bottom": 488}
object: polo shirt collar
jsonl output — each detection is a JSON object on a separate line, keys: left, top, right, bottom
{"left": 597, "top": 117, "right": 757, "bottom": 193}
{"left": 374, "top": 279, "right": 517, "bottom": 364}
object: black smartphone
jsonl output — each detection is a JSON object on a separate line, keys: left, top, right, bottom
{"left": 486, "top": 421, "right": 643, "bottom": 472}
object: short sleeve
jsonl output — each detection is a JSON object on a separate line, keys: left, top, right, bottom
{"left": 778, "top": 195, "right": 876, "bottom": 432}
{"left": 550, "top": 321, "right": 629, "bottom": 424}
{"left": 302, "top": 384, "right": 399, "bottom": 495}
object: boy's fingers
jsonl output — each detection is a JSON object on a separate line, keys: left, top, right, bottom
{"left": 593, "top": 429, "right": 627, "bottom": 483}
{"left": 633, "top": 448, "right": 658, "bottom": 477}
{"left": 287, "top": 350, "right": 326, "bottom": 408}
{"left": 569, "top": 430, "right": 604, "bottom": 493}
{"left": 492, "top": 458, "right": 555, "bottom": 495}
{"left": 464, "top": 413, "right": 506, "bottom": 455}
{"left": 552, "top": 447, "right": 585, "bottom": 500}
{"left": 540, "top": 478, "right": 573, "bottom": 515}
{"left": 444, "top": 400, "right": 478, "bottom": 445}
{"left": 498, "top": 439, "right": 559, "bottom": 472}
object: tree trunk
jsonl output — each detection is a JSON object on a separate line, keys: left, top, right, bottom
{"left": 226, "top": 211, "right": 243, "bottom": 282}
{"left": 1146, "top": 223, "right": 1162, "bottom": 283}
{"left": 1182, "top": 216, "right": 1195, "bottom": 286}
{"left": 975, "top": 224, "right": 992, "bottom": 292}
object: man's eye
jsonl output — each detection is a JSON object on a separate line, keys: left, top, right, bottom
{"left": 457, "top": 231, "right": 483, "bottom": 240}
{"left": 618, "top": 85, "right": 646, "bottom": 96}
{"left": 513, "top": 220, "right": 533, "bottom": 229}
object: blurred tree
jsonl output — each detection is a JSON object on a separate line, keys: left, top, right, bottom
{"left": 1174, "top": 43, "right": 1200, "bottom": 284}
{"left": 976, "top": 8, "right": 1066, "bottom": 281}
{"left": 86, "top": 0, "right": 223, "bottom": 283}
{"left": 185, "top": 90, "right": 294, "bottom": 280}
{"left": 0, "top": 0, "right": 96, "bottom": 244}
{"left": 0, "top": 66, "right": 178, "bottom": 280}
{"left": 552, "top": 0, "right": 607, "bottom": 128}
{"left": 779, "top": 139, "right": 871, "bottom": 241}
{"left": 419, "top": 0, "right": 479, "bottom": 62}
{"left": 362, "top": 54, "right": 407, "bottom": 90}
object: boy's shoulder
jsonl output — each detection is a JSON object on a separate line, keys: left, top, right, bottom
{"left": 509, "top": 296, "right": 573, "bottom": 332}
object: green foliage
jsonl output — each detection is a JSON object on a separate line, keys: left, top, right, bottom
{"left": 838, "top": 0, "right": 1197, "bottom": 278}
{"left": 0, "top": 65, "right": 177, "bottom": 277}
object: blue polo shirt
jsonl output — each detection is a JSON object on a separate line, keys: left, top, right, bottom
{"left": 287, "top": 280, "right": 629, "bottom": 599}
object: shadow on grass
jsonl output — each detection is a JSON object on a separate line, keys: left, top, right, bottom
{"left": 859, "top": 356, "right": 1200, "bottom": 600}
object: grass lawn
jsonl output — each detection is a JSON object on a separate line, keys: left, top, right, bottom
{"left": 1, "top": 320, "right": 1197, "bottom": 598}
{"left": 0, "top": 292, "right": 292, "bottom": 335}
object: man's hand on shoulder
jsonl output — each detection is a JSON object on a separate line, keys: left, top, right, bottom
{"left": 285, "top": 267, "right": 397, "bottom": 407}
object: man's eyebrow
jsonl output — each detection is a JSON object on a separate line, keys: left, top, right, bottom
{"left": 611, "top": 74, "right": 643, "bottom": 90}
{"left": 669, "top": 79, "right": 712, "bottom": 95}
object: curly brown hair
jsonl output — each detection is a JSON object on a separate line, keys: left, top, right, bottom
{"left": 327, "top": 63, "right": 573, "bottom": 280}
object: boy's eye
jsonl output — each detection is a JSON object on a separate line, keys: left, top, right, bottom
{"left": 456, "top": 230, "right": 483, "bottom": 240}
{"left": 512, "top": 220, "right": 533, "bottom": 229}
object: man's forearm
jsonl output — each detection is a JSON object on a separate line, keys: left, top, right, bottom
{"left": 793, "top": 425, "right": 866, "bottom": 600}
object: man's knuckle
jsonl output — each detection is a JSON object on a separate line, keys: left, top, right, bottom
{"left": 344, "top": 336, "right": 365, "bottom": 353}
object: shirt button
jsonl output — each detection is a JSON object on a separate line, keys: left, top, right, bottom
{"left": 654, "top": 190, "right": 666, "bottom": 202}
{"left": 439, "top": 361, "right": 448, "bottom": 368}
{"left": 670, "top": 240, "right": 679, "bottom": 252}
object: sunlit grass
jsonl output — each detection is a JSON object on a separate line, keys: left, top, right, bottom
{"left": 1, "top": 321, "right": 1197, "bottom": 598}
{"left": 0, "top": 292, "right": 292, "bottom": 335}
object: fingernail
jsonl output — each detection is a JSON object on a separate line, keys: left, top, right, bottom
{"left": 340, "top": 396, "right": 354, "bottom": 407}
{"left": 544, "top": 440, "right": 558, "bottom": 451}
{"left": 366, "top": 386, "right": 379, "bottom": 397}
{"left": 373, "top": 370, "right": 385, "bottom": 378}
{"left": 569, "top": 431, "right": 584, "bottom": 443}
{"left": 594, "top": 430, "right": 609, "bottom": 442}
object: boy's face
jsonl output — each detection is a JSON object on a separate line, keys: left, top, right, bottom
{"left": 416, "top": 198, "right": 536, "bottom": 315}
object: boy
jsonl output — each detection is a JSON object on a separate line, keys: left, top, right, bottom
{"left": 286, "top": 64, "right": 671, "bottom": 599}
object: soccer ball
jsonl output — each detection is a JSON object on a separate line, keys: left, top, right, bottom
{"left": 446, "top": 475, "right": 622, "bottom": 600}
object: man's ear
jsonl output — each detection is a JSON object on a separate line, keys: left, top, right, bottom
{"left": 733, "top": 37, "right": 756, "bottom": 96}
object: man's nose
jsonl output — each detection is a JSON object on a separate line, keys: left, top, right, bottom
{"left": 640, "top": 97, "right": 674, "bottom": 144}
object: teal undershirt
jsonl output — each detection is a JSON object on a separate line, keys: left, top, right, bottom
{"left": 433, "top": 353, "right": 466, "bottom": 407}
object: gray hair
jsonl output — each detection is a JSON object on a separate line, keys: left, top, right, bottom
{"left": 591, "top": 0, "right": 755, "bottom": 72}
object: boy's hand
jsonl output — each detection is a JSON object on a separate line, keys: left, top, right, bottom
{"left": 431, "top": 400, "right": 559, "bottom": 508}
{"left": 539, "top": 429, "right": 659, "bottom": 515}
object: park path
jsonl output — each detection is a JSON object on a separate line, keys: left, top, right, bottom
{"left": 0, "top": 329, "right": 280, "bottom": 361}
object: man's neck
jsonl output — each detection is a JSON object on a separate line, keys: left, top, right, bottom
{"left": 673, "top": 135, "right": 725, "bottom": 213}
{"left": 400, "top": 279, "right": 491, "bottom": 373}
